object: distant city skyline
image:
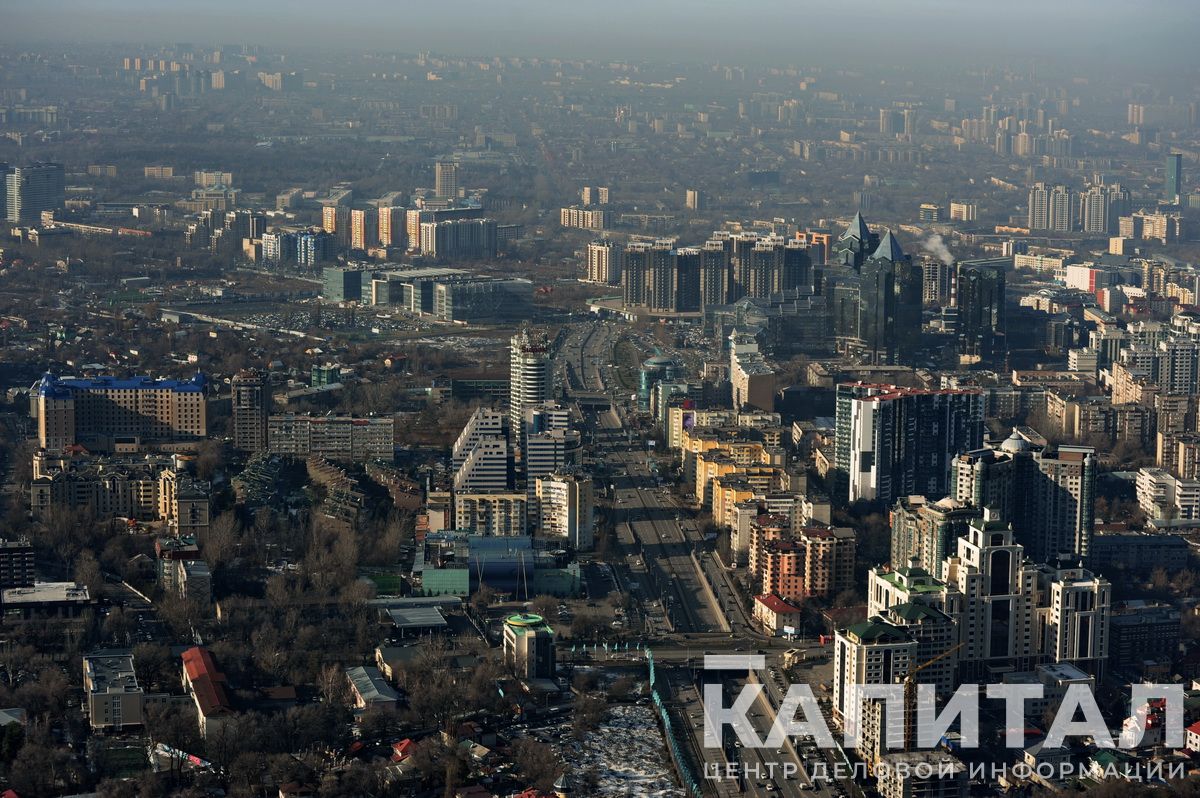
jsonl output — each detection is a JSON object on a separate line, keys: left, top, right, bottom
{"left": 4, "top": 0, "right": 1200, "bottom": 72}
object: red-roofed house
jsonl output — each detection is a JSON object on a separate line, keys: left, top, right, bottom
{"left": 753, "top": 593, "right": 803, "bottom": 635}
{"left": 1186, "top": 720, "right": 1200, "bottom": 752}
{"left": 181, "top": 646, "right": 234, "bottom": 738}
{"left": 391, "top": 738, "right": 415, "bottom": 762}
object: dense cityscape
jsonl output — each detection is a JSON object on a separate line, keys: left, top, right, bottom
{"left": 1, "top": 3, "right": 1200, "bottom": 797}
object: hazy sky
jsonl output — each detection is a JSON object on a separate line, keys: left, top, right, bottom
{"left": 4, "top": 0, "right": 1200, "bottom": 72}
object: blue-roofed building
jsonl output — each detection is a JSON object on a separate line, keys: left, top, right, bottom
{"left": 33, "top": 372, "right": 208, "bottom": 452}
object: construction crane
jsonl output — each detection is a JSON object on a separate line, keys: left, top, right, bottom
{"left": 901, "top": 642, "right": 964, "bottom": 753}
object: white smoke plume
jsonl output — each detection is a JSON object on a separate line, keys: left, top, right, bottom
{"left": 923, "top": 234, "right": 954, "bottom": 266}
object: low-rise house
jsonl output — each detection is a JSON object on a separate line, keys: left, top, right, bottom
{"left": 0, "top": 708, "right": 25, "bottom": 728}
{"left": 346, "top": 665, "right": 399, "bottom": 710}
{"left": 84, "top": 650, "right": 145, "bottom": 730}
{"left": 1185, "top": 720, "right": 1200, "bottom": 752}
{"left": 181, "top": 647, "right": 234, "bottom": 738}
{"left": 753, "top": 593, "right": 803, "bottom": 635}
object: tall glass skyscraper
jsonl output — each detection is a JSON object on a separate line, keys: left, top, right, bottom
{"left": 1165, "top": 153, "right": 1183, "bottom": 202}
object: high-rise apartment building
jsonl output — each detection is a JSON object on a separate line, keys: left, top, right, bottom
{"left": 953, "top": 433, "right": 1097, "bottom": 564}
{"left": 452, "top": 408, "right": 506, "bottom": 470}
{"left": 405, "top": 206, "right": 484, "bottom": 252}
{"left": 730, "top": 330, "right": 776, "bottom": 412}
{"left": 451, "top": 408, "right": 510, "bottom": 493}
{"left": 1027, "top": 183, "right": 1074, "bottom": 232}
{"left": 536, "top": 471, "right": 595, "bottom": 550}
{"left": 266, "top": 414, "right": 394, "bottom": 462}
{"left": 834, "top": 382, "right": 983, "bottom": 504}
{"left": 4, "top": 162, "right": 66, "bottom": 223}
{"left": 297, "top": 230, "right": 333, "bottom": 266}
{"left": 945, "top": 516, "right": 1110, "bottom": 680}
{"left": 349, "top": 208, "right": 378, "bottom": 251}
{"left": 32, "top": 452, "right": 211, "bottom": 535}
{"left": 418, "top": 218, "right": 498, "bottom": 259}
{"left": 509, "top": 329, "right": 552, "bottom": 454}
{"left": 833, "top": 619, "right": 914, "bottom": 766}
{"left": 700, "top": 238, "right": 730, "bottom": 307}
{"left": 1029, "top": 446, "right": 1097, "bottom": 561}
{"left": 890, "top": 496, "right": 982, "bottom": 580}
{"left": 918, "top": 203, "right": 943, "bottom": 222}
{"left": 672, "top": 248, "right": 702, "bottom": 313}
{"left": 879, "top": 108, "right": 901, "bottom": 136}
{"left": 434, "top": 161, "right": 459, "bottom": 199}
{"left": 943, "top": 516, "right": 1038, "bottom": 677}
{"left": 261, "top": 231, "right": 297, "bottom": 263}
{"left": 559, "top": 206, "right": 612, "bottom": 230}
{"left": 866, "top": 516, "right": 1111, "bottom": 716}
{"left": 231, "top": 369, "right": 268, "bottom": 453}
{"left": 1079, "top": 183, "right": 1130, "bottom": 235}
{"left": 955, "top": 258, "right": 1007, "bottom": 364}
{"left": 377, "top": 206, "right": 404, "bottom": 248}
{"left": 523, "top": 403, "right": 580, "bottom": 519}
{"left": 621, "top": 240, "right": 670, "bottom": 309}
{"left": 948, "top": 201, "right": 977, "bottom": 222}
{"left": 621, "top": 231, "right": 809, "bottom": 314}
{"left": 881, "top": 602, "right": 959, "bottom": 700}
{"left": 580, "top": 186, "right": 610, "bottom": 206}
{"left": 1136, "top": 467, "right": 1200, "bottom": 521}
{"left": 1119, "top": 210, "right": 1183, "bottom": 244}
{"left": 35, "top": 373, "right": 207, "bottom": 452}
{"left": 321, "top": 205, "right": 350, "bottom": 236}
{"left": 586, "top": 239, "right": 623, "bottom": 285}
{"left": 527, "top": 426, "right": 583, "bottom": 532}
{"left": 453, "top": 439, "right": 510, "bottom": 494}
{"left": 193, "top": 170, "right": 233, "bottom": 188}
{"left": 1034, "top": 561, "right": 1111, "bottom": 678}
{"left": 798, "top": 526, "right": 856, "bottom": 599}
{"left": 453, "top": 492, "right": 527, "bottom": 536}
{"left": 921, "top": 258, "right": 952, "bottom": 307}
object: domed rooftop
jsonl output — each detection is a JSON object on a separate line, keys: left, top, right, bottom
{"left": 999, "top": 429, "right": 1031, "bottom": 453}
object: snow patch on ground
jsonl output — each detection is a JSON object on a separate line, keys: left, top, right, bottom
{"left": 576, "top": 704, "right": 686, "bottom": 797}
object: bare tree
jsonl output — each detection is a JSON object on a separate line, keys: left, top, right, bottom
{"left": 203, "top": 511, "right": 242, "bottom": 570}
{"left": 510, "top": 737, "right": 562, "bottom": 792}
{"left": 144, "top": 703, "right": 202, "bottom": 787}
{"left": 471, "top": 583, "right": 497, "bottom": 613}
{"left": 317, "top": 663, "right": 349, "bottom": 706}
{"left": 528, "top": 594, "right": 558, "bottom": 619}
{"left": 73, "top": 551, "right": 103, "bottom": 596}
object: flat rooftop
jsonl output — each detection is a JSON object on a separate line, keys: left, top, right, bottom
{"left": 84, "top": 651, "right": 140, "bottom": 694}
{"left": 385, "top": 606, "right": 448, "bottom": 630}
{"left": 3, "top": 582, "right": 90, "bottom": 604}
